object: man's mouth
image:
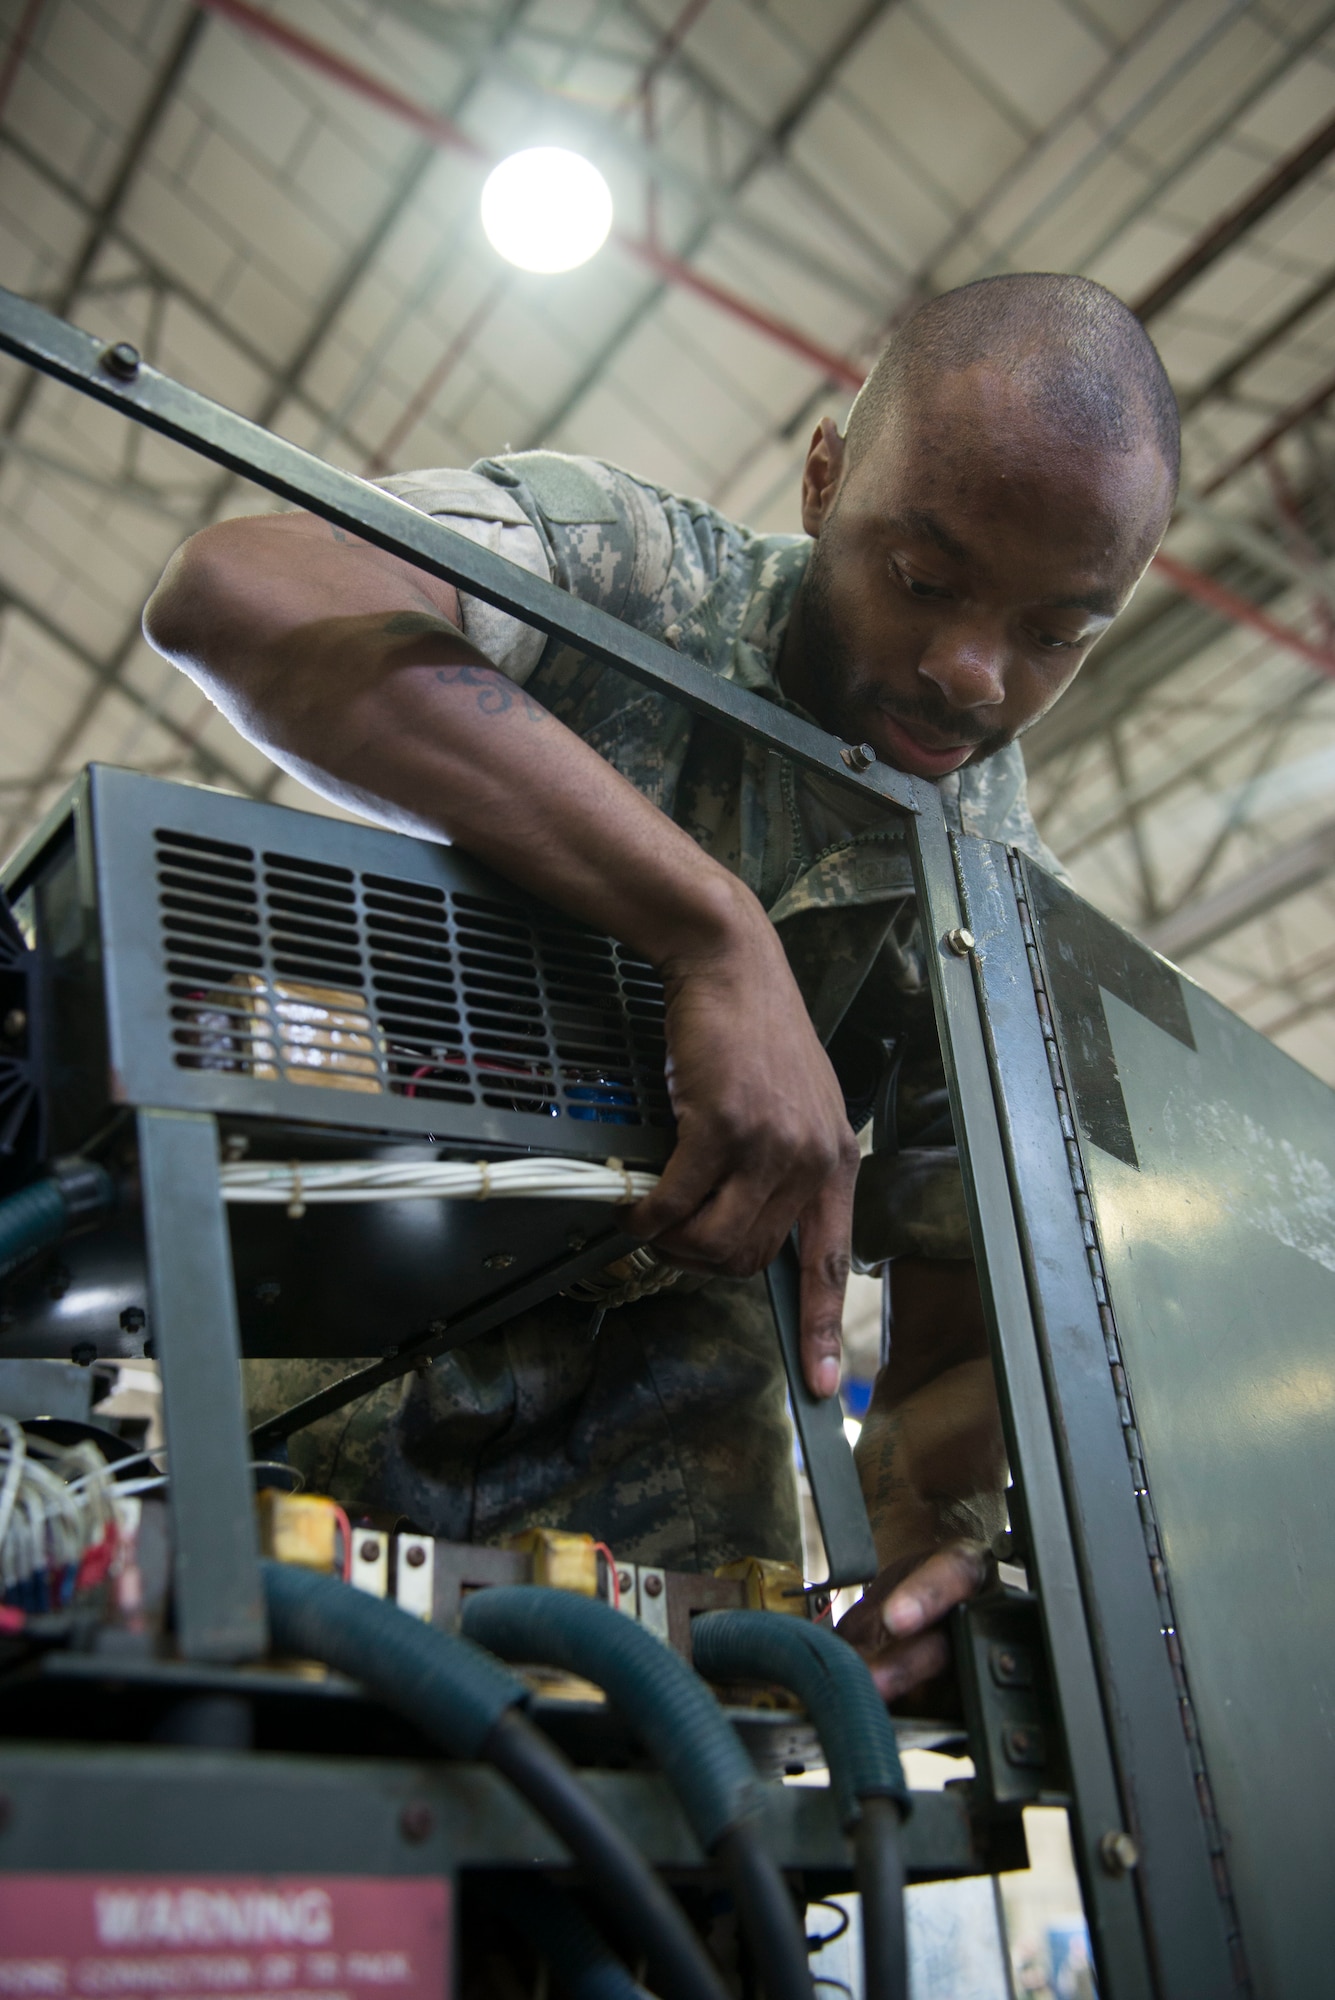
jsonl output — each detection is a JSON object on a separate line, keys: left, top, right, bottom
{"left": 875, "top": 712, "right": 979, "bottom": 779}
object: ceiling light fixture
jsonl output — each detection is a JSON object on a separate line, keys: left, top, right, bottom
{"left": 480, "top": 146, "right": 614, "bottom": 274}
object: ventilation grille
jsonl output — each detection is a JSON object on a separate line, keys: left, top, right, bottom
{"left": 155, "top": 828, "right": 670, "bottom": 1128}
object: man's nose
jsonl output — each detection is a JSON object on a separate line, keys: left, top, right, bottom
{"left": 918, "top": 631, "right": 1008, "bottom": 712}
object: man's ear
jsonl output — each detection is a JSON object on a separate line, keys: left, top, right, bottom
{"left": 800, "top": 416, "right": 847, "bottom": 537}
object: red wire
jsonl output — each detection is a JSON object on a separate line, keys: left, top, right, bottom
{"left": 594, "top": 1541, "right": 620, "bottom": 1610}
{"left": 332, "top": 1503, "right": 354, "bottom": 1581}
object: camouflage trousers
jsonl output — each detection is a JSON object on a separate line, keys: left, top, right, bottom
{"left": 245, "top": 1272, "right": 802, "bottom": 1573}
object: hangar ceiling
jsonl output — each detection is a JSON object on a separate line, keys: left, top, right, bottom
{"left": 1, "top": 0, "right": 1333, "bottom": 1080}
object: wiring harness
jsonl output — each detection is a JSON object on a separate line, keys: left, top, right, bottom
{"left": 0, "top": 1415, "right": 159, "bottom": 1619}
{"left": 219, "top": 1156, "right": 660, "bottom": 1209}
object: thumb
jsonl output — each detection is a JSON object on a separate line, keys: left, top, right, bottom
{"left": 798, "top": 1180, "right": 851, "bottom": 1399}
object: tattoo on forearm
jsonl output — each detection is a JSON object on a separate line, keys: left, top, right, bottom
{"left": 434, "top": 664, "right": 547, "bottom": 723}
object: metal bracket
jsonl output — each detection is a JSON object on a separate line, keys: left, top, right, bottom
{"left": 952, "top": 1587, "right": 1067, "bottom": 1811}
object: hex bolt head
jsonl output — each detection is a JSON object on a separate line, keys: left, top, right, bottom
{"left": 119, "top": 1306, "right": 147, "bottom": 1334}
{"left": 2, "top": 1008, "right": 26, "bottom": 1039}
{"left": 840, "top": 742, "right": 877, "bottom": 773}
{"left": 642, "top": 1573, "right": 663, "bottom": 1598}
{"left": 399, "top": 1802, "right": 433, "bottom": 1844}
{"left": 70, "top": 1342, "right": 97, "bottom": 1367}
{"left": 483, "top": 1251, "right": 516, "bottom": 1271}
{"left": 404, "top": 1544, "right": 427, "bottom": 1569}
{"left": 100, "top": 341, "right": 141, "bottom": 380}
{"left": 1099, "top": 1829, "right": 1139, "bottom": 1877}
{"left": 944, "top": 927, "right": 976, "bottom": 957}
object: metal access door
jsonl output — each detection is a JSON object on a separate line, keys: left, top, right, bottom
{"left": 957, "top": 837, "right": 1335, "bottom": 2000}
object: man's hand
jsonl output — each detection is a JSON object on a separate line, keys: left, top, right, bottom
{"left": 629, "top": 915, "right": 859, "bottom": 1398}
{"left": 145, "top": 512, "right": 857, "bottom": 1395}
{"left": 843, "top": 1260, "right": 1008, "bottom": 1702}
{"left": 838, "top": 1540, "right": 991, "bottom": 1702}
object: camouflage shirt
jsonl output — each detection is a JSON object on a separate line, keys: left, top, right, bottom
{"left": 246, "top": 453, "right": 1060, "bottom": 1567}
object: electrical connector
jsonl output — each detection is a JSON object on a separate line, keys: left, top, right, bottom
{"left": 714, "top": 1556, "right": 807, "bottom": 1615}
{"left": 504, "top": 1527, "right": 599, "bottom": 1596}
{"left": 256, "top": 1491, "right": 341, "bottom": 1573}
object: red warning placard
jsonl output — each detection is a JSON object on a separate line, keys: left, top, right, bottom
{"left": 0, "top": 1875, "right": 450, "bottom": 2000}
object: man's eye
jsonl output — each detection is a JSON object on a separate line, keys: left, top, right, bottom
{"left": 894, "top": 563, "right": 949, "bottom": 599}
{"left": 1033, "top": 631, "right": 1079, "bottom": 652}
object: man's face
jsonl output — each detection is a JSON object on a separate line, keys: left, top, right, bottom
{"left": 783, "top": 364, "right": 1174, "bottom": 782}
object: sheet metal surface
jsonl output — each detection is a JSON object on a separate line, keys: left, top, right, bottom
{"left": 1035, "top": 876, "right": 1335, "bottom": 2000}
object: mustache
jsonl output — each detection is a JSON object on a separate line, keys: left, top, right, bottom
{"left": 852, "top": 681, "right": 996, "bottom": 748}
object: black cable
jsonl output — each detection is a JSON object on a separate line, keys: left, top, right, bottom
{"left": 854, "top": 1799, "right": 908, "bottom": 2000}
{"left": 484, "top": 1709, "right": 728, "bottom": 2000}
{"left": 479, "top": 1872, "right": 648, "bottom": 2000}
{"left": 262, "top": 1565, "right": 721, "bottom": 2000}
{"left": 714, "top": 1824, "right": 816, "bottom": 2000}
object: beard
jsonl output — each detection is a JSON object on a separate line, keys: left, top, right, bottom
{"left": 795, "top": 533, "right": 1015, "bottom": 767}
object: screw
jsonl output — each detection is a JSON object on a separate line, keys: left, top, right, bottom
{"left": 1099, "top": 1829, "right": 1139, "bottom": 1877}
{"left": 359, "top": 1538, "right": 381, "bottom": 1564}
{"left": 642, "top": 1573, "right": 663, "bottom": 1599}
{"left": 404, "top": 1544, "right": 426, "bottom": 1568}
{"left": 997, "top": 1650, "right": 1016, "bottom": 1676}
{"left": 100, "top": 340, "right": 141, "bottom": 380}
{"left": 566, "top": 1230, "right": 588, "bottom": 1253}
{"left": 944, "top": 927, "right": 975, "bottom": 957}
{"left": 398, "top": 1802, "right": 433, "bottom": 1844}
{"left": 840, "top": 742, "right": 876, "bottom": 773}
{"left": 483, "top": 1252, "right": 516, "bottom": 1270}
{"left": 617, "top": 1570, "right": 633, "bottom": 1593}
{"left": 2, "top": 1008, "right": 25, "bottom": 1038}
{"left": 70, "top": 1342, "right": 97, "bottom": 1367}
{"left": 119, "top": 1306, "right": 146, "bottom": 1334}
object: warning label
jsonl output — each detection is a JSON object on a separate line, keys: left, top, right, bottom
{"left": 0, "top": 1877, "right": 449, "bottom": 2000}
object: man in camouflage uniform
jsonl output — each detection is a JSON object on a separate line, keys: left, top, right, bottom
{"left": 147, "top": 274, "right": 1179, "bottom": 1697}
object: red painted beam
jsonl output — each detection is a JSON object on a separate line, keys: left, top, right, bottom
{"left": 194, "top": 0, "right": 866, "bottom": 391}
{"left": 1151, "top": 551, "right": 1335, "bottom": 680}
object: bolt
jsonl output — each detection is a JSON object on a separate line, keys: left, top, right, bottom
{"left": 642, "top": 1573, "right": 663, "bottom": 1599}
{"left": 566, "top": 1230, "right": 588, "bottom": 1253}
{"left": 944, "top": 927, "right": 976, "bottom": 957}
{"left": 119, "top": 1306, "right": 146, "bottom": 1334}
{"left": 1099, "top": 1829, "right": 1139, "bottom": 1877}
{"left": 617, "top": 1570, "right": 633, "bottom": 1593}
{"left": 483, "top": 1251, "right": 516, "bottom": 1271}
{"left": 222, "top": 1134, "right": 249, "bottom": 1162}
{"left": 358, "top": 1538, "right": 381, "bottom": 1564}
{"left": 996, "top": 1650, "right": 1017, "bottom": 1677}
{"left": 2, "top": 1008, "right": 26, "bottom": 1038}
{"left": 143, "top": 1338, "right": 156, "bottom": 1360}
{"left": 840, "top": 742, "right": 876, "bottom": 773}
{"left": 398, "top": 1802, "right": 433, "bottom": 1844}
{"left": 70, "top": 1342, "right": 97, "bottom": 1368}
{"left": 404, "top": 1544, "right": 426, "bottom": 1569}
{"left": 100, "top": 340, "right": 141, "bottom": 380}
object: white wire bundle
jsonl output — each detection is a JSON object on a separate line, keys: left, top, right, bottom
{"left": 0, "top": 1415, "right": 112, "bottom": 1600}
{"left": 219, "top": 1157, "right": 661, "bottom": 1207}
{"left": 0, "top": 1417, "right": 168, "bottom": 1607}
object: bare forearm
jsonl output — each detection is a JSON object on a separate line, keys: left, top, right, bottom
{"left": 145, "top": 514, "right": 755, "bottom": 969}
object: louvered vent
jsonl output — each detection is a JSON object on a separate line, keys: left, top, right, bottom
{"left": 155, "top": 828, "right": 670, "bottom": 1127}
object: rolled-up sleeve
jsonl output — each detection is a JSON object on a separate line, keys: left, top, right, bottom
{"left": 374, "top": 468, "right": 552, "bottom": 685}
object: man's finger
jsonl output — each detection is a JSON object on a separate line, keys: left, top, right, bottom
{"left": 881, "top": 1541, "right": 991, "bottom": 1637}
{"left": 864, "top": 1630, "right": 951, "bottom": 1703}
{"left": 797, "top": 1177, "right": 855, "bottom": 1398}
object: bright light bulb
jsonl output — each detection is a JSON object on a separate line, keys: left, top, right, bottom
{"left": 481, "top": 147, "right": 613, "bottom": 274}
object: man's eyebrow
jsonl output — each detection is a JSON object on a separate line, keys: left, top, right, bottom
{"left": 893, "top": 510, "right": 972, "bottom": 565}
{"left": 1037, "top": 587, "right": 1120, "bottom": 616}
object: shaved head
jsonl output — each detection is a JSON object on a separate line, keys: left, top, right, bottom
{"left": 844, "top": 272, "right": 1179, "bottom": 496}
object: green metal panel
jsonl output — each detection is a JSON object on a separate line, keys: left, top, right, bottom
{"left": 1031, "top": 870, "right": 1335, "bottom": 2000}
